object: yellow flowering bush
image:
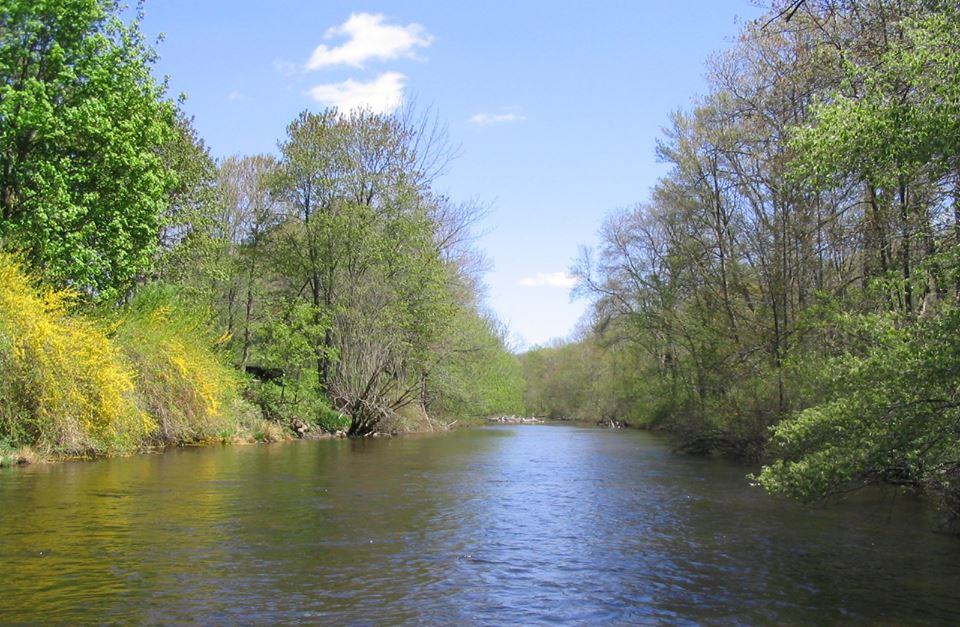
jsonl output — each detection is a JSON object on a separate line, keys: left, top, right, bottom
{"left": 113, "top": 285, "right": 243, "bottom": 444}
{"left": 0, "top": 255, "right": 151, "bottom": 454}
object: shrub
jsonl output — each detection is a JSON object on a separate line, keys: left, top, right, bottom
{"left": 249, "top": 379, "right": 349, "bottom": 433}
{"left": 0, "top": 254, "right": 151, "bottom": 454}
{"left": 113, "top": 285, "right": 246, "bottom": 444}
{"left": 756, "top": 309, "right": 960, "bottom": 524}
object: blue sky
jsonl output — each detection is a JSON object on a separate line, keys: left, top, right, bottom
{"left": 139, "top": 0, "right": 763, "bottom": 349}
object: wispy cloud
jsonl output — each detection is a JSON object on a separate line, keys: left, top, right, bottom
{"left": 518, "top": 272, "right": 578, "bottom": 288}
{"left": 226, "top": 90, "right": 244, "bottom": 101}
{"left": 273, "top": 60, "right": 298, "bottom": 76}
{"left": 307, "top": 13, "right": 432, "bottom": 70}
{"left": 469, "top": 112, "right": 526, "bottom": 126}
{"left": 306, "top": 72, "right": 406, "bottom": 115}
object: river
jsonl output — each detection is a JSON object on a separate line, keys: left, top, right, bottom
{"left": 1, "top": 424, "right": 959, "bottom": 623}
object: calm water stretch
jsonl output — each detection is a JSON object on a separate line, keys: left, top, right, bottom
{"left": 2, "top": 424, "right": 959, "bottom": 624}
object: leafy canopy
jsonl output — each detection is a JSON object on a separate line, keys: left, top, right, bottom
{"left": 0, "top": 0, "right": 178, "bottom": 299}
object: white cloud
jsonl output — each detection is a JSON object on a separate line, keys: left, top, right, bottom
{"left": 517, "top": 272, "right": 578, "bottom": 288}
{"left": 226, "top": 90, "right": 244, "bottom": 101}
{"left": 469, "top": 112, "right": 526, "bottom": 126}
{"left": 273, "top": 60, "right": 298, "bottom": 76}
{"left": 307, "top": 13, "right": 432, "bottom": 70}
{"left": 306, "top": 72, "right": 406, "bottom": 115}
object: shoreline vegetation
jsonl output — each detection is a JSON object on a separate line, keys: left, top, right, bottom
{"left": 2, "top": 0, "right": 960, "bottom": 536}
{"left": 0, "top": 248, "right": 497, "bottom": 469}
{"left": 517, "top": 0, "right": 960, "bottom": 532}
{"left": 0, "top": 1, "right": 523, "bottom": 468}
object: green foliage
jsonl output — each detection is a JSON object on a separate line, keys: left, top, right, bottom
{"left": 520, "top": 336, "right": 639, "bottom": 423}
{"left": 0, "top": 438, "right": 15, "bottom": 467}
{"left": 249, "top": 380, "right": 349, "bottom": 433}
{"left": 757, "top": 306, "right": 960, "bottom": 520}
{"left": 757, "top": 2, "right": 960, "bottom": 515}
{"left": 566, "top": 1, "right": 960, "bottom": 525}
{"left": 0, "top": 0, "right": 179, "bottom": 299}
{"left": 157, "top": 109, "right": 522, "bottom": 437}
{"left": 520, "top": 341, "right": 593, "bottom": 420}
{"left": 255, "top": 300, "right": 335, "bottom": 378}
{"left": 0, "top": 0, "right": 526, "bottom": 463}
{"left": 791, "top": 2, "right": 960, "bottom": 186}
{"left": 112, "top": 284, "right": 246, "bottom": 444}
{"left": 426, "top": 307, "right": 524, "bottom": 420}
{"left": 265, "top": 109, "right": 472, "bottom": 434}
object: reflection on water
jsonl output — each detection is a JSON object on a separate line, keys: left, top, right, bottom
{"left": 1, "top": 425, "right": 959, "bottom": 623}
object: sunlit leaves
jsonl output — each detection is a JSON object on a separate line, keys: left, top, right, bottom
{"left": 0, "top": 0, "right": 178, "bottom": 299}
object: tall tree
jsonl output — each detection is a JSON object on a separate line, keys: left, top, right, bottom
{"left": 0, "top": 0, "right": 178, "bottom": 299}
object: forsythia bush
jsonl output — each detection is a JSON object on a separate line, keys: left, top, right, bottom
{"left": 114, "top": 285, "right": 244, "bottom": 444}
{"left": 0, "top": 255, "right": 152, "bottom": 454}
{"left": 0, "top": 256, "right": 250, "bottom": 458}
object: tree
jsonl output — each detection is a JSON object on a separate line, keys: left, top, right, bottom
{"left": 566, "top": 0, "right": 960, "bottom": 470}
{"left": 270, "top": 109, "right": 458, "bottom": 435}
{"left": 0, "top": 0, "right": 178, "bottom": 300}
{"left": 756, "top": 2, "right": 960, "bottom": 520}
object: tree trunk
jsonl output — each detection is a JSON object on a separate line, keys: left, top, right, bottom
{"left": 898, "top": 180, "right": 912, "bottom": 313}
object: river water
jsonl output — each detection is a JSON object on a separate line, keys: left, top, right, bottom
{"left": 1, "top": 424, "right": 959, "bottom": 624}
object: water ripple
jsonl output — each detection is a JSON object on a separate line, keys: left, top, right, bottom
{"left": 1, "top": 425, "right": 959, "bottom": 623}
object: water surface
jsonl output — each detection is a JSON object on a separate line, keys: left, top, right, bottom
{"left": 1, "top": 424, "right": 959, "bottom": 623}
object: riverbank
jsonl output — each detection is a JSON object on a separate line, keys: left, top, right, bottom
{"left": 486, "top": 415, "right": 545, "bottom": 424}
{"left": 0, "top": 424, "right": 320, "bottom": 469}
{"left": 0, "top": 401, "right": 474, "bottom": 469}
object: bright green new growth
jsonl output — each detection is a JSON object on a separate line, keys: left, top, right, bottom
{"left": 757, "top": 307, "right": 960, "bottom": 527}
{"left": 0, "top": 0, "right": 178, "bottom": 300}
{"left": 0, "top": 0, "right": 524, "bottom": 455}
{"left": 170, "top": 110, "right": 525, "bottom": 436}
{"left": 760, "top": 2, "right": 960, "bottom": 512}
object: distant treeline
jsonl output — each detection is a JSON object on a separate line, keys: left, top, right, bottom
{"left": 0, "top": 0, "right": 523, "bottom": 463}
{"left": 521, "top": 0, "right": 960, "bottom": 529}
